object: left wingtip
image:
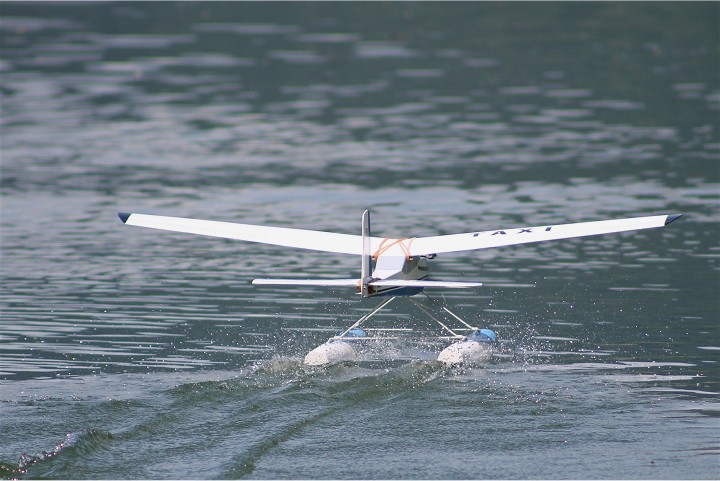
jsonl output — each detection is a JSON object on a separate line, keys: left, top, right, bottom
{"left": 665, "top": 213, "right": 683, "bottom": 225}
{"left": 118, "top": 212, "right": 131, "bottom": 224}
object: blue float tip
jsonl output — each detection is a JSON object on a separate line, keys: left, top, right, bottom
{"left": 469, "top": 329, "right": 497, "bottom": 343}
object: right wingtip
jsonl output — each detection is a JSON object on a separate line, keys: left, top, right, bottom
{"left": 665, "top": 213, "right": 683, "bottom": 225}
{"left": 118, "top": 212, "right": 131, "bottom": 224}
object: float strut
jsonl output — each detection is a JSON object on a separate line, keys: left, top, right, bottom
{"left": 408, "top": 297, "right": 463, "bottom": 339}
{"left": 333, "top": 296, "right": 397, "bottom": 340}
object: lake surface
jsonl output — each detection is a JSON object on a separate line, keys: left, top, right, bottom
{"left": 1, "top": 2, "right": 718, "bottom": 479}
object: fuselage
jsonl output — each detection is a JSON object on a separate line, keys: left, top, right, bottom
{"left": 367, "top": 242, "right": 429, "bottom": 297}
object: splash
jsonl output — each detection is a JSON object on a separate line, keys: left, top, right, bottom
{"left": 0, "top": 430, "right": 112, "bottom": 479}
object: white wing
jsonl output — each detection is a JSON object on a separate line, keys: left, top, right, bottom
{"left": 120, "top": 212, "right": 681, "bottom": 257}
{"left": 408, "top": 214, "right": 682, "bottom": 256}
{"left": 119, "top": 212, "right": 375, "bottom": 255}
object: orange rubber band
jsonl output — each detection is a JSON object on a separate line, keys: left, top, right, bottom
{"left": 372, "top": 237, "right": 416, "bottom": 261}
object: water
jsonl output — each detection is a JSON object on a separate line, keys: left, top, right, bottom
{"left": 1, "top": 2, "right": 718, "bottom": 479}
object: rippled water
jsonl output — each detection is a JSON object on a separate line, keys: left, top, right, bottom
{"left": 1, "top": 3, "right": 718, "bottom": 479}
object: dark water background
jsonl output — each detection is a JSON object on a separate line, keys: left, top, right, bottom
{"left": 1, "top": 2, "right": 718, "bottom": 479}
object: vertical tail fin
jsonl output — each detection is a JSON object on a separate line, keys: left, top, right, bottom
{"left": 360, "top": 209, "right": 372, "bottom": 297}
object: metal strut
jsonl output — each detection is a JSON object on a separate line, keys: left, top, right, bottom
{"left": 408, "top": 297, "right": 464, "bottom": 339}
{"left": 331, "top": 293, "right": 479, "bottom": 342}
{"left": 421, "top": 292, "right": 479, "bottom": 332}
{"left": 332, "top": 296, "right": 397, "bottom": 340}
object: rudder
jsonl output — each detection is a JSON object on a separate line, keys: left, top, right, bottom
{"left": 360, "top": 209, "right": 373, "bottom": 297}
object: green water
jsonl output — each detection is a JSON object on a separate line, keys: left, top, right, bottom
{"left": 1, "top": 2, "right": 718, "bottom": 479}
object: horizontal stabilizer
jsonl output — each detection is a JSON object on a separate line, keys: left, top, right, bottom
{"left": 251, "top": 278, "right": 359, "bottom": 287}
{"left": 250, "top": 278, "right": 481, "bottom": 289}
{"left": 369, "top": 279, "right": 481, "bottom": 289}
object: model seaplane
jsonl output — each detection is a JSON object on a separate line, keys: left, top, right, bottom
{"left": 118, "top": 210, "right": 682, "bottom": 366}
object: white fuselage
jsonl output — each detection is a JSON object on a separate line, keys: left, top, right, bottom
{"left": 368, "top": 242, "right": 429, "bottom": 296}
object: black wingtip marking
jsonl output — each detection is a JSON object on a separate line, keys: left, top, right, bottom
{"left": 665, "top": 214, "right": 683, "bottom": 225}
{"left": 118, "top": 212, "right": 131, "bottom": 223}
